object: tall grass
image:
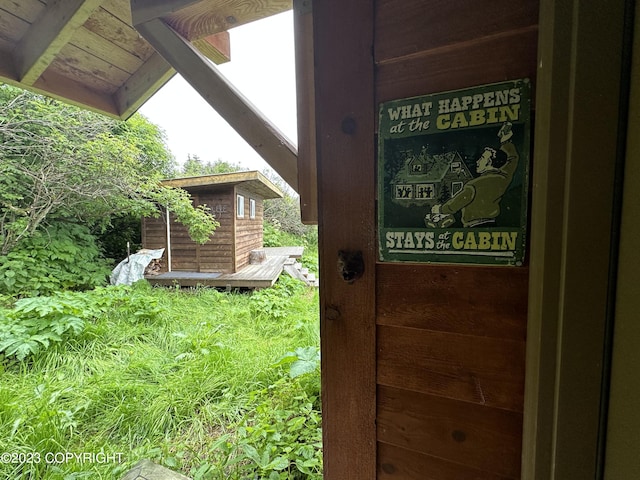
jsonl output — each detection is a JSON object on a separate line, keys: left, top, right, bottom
{"left": 0, "top": 277, "right": 320, "bottom": 479}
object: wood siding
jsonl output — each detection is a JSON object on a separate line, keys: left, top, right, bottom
{"left": 234, "top": 186, "right": 264, "bottom": 272}
{"left": 373, "top": 1, "right": 538, "bottom": 478}
{"left": 141, "top": 183, "right": 266, "bottom": 274}
{"left": 196, "top": 187, "right": 235, "bottom": 273}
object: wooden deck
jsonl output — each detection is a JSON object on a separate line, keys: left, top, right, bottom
{"left": 146, "top": 247, "right": 304, "bottom": 289}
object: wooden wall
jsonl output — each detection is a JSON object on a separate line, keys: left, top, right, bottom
{"left": 234, "top": 186, "right": 264, "bottom": 272}
{"left": 196, "top": 187, "right": 235, "bottom": 273}
{"left": 373, "top": 1, "right": 538, "bottom": 478}
{"left": 141, "top": 184, "right": 265, "bottom": 274}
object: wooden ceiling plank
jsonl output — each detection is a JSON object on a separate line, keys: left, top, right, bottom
{"left": 115, "top": 51, "right": 175, "bottom": 119}
{"left": 14, "top": 0, "right": 103, "bottom": 85}
{"left": 73, "top": 26, "right": 144, "bottom": 75}
{"left": 101, "top": 0, "right": 133, "bottom": 25}
{"left": 0, "top": 9, "right": 30, "bottom": 45}
{"left": 83, "top": 7, "right": 156, "bottom": 61}
{"left": 0, "top": 1, "right": 46, "bottom": 24}
{"left": 54, "top": 42, "right": 131, "bottom": 89}
{"left": 133, "top": 16, "right": 299, "bottom": 191}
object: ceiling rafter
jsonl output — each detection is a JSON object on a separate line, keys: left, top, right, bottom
{"left": 14, "top": 0, "right": 103, "bottom": 86}
{"left": 115, "top": 51, "right": 175, "bottom": 119}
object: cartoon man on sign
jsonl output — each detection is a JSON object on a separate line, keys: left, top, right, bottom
{"left": 426, "top": 122, "right": 518, "bottom": 228}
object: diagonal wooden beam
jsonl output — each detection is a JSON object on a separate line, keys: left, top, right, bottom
{"left": 14, "top": 0, "right": 103, "bottom": 86}
{"left": 116, "top": 33, "right": 229, "bottom": 119}
{"left": 133, "top": 16, "right": 299, "bottom": 192}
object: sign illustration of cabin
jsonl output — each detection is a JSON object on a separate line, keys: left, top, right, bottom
{"left": 393, "top": 149, "right": 472, "bottom": 206}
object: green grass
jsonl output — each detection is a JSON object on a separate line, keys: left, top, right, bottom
{"left": 0, "top": 276, "right": 320, "bottom": 479}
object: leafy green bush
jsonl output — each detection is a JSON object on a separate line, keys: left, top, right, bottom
{"left": 199, "top": 347, "right": 322, "bottom": 480}
{"left": 0, "top": 284, "right": 164, "bottom": 361}
{"left": 0, "top": 281, "right": 321, "bottom": 479}
{"left": 250, "top": 275, "right": 308, "bottom": 320}
{"left": 0, "top": 293, "right": 87, "bottom": 361}
{"left": 0, "top": 223, "right": 111, "bottom": 297}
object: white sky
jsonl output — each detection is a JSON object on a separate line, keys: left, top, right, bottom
{"left": 138, "top": 11, "right": 297, "bottom": 172}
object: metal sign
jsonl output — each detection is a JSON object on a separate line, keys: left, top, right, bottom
{"left": 378, "top": 79, "right": 531, "bottom": 266}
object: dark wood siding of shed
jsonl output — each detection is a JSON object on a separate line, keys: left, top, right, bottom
{"left": 196, "top": 187, "right": 235, "bottom": 273}
{"left": 141, "top": 186, "right": 236, "bottom": 274}
{"left": 141, "top": 215, "right": 168, "bottom": 269}
{"left": 234, "top": 186, "right": 264, "bottom": 272}
{"left": 374, "top": 1, "right": 538, "bottom": 478}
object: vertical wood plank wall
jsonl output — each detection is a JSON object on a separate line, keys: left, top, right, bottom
{"left": 197, "top": 188, "right": 235, "bottom": 273}
{"left": 142, "top": 185, "right": 263, "bottom": 274}
{"left": 374, "top": 1, "right": 538, "bottom": 478}
{"left": 234, "top": 186, "right": 264, "bottom": 272}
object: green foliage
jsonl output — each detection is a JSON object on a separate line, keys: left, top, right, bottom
{"left": 250, "top": 275, "right": 307, "bottom": 320}
{"left": 148, "top": 184, "right": 220, "bottom": 245}
{"left": 0, "top": 293, "right": 88, "bottom": 361}
{"left": 0, "top": 284, "right": 164, "bottom": 361}
{"left": 0, "top": 85, "right": 216, "bottom": 254}
{"left": 205, "top": 368, "right": 322, "bottom": 480}
{"left": 274, "top": 347, "right": 321, "bottom": 379}
{"left": 0, "top": 223, "right": 110, "bottom": 297}
{"left": 180, "top": 155, "right": 244, "bottom": 176}
{"left": 0, "top": 280, "right": 320, "bottom": 479}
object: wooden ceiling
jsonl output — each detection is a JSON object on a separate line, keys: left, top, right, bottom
{"left": 0, "top": 0, "right": 291, "bottom": 119}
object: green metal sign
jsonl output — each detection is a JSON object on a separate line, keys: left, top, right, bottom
{"left": 378, "top": 79, "right": 531, "bottom": 266}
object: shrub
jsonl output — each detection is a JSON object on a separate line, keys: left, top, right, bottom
{"left": 0, "top": 223, "right": 111, "bottom": 297}
{"left": 199, "top": 348, "right": 322, "bottom": 479}
{"left": 250, "top": 275, "right": 307, "bottom": 321}
{"left": 0, "top": 284, "right": 164, "bottom": 361}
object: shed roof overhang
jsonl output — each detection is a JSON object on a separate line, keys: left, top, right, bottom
{"left": 162, "top": 170, "right": 284, "bottom": 200}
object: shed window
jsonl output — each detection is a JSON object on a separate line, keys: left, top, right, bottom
{"left": 250, "top": 198, "right": 256, "bottom": 219}
{"left": 237, "top": 194, "right": 245, "bottom": 218}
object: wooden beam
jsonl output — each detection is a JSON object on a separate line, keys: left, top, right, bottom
{"left": 160, "top": 0, "right": 292, "bottom": 41}
{"left": 294, "top": 0, "right": 318, "bottom": 224}
{"left": 14, "top": 0, "right": 103, "bottom": 85}
{"left": 192, "top": 32, "right": 231, "bottom": 65}
{"left": 33, "top": 69, "right": 119, "bottom": 118}
{"left": 133, "top": 16, "right": 299, "bottom": 191}
{"left": 130, "top": 0, "right": 201, "bottom": 26}
{"left": 117, "top": 33, "right": 229, "bottom": 118}
{"left": 115, "top": 52, "right": 176, "bottom": 119}
{"left": 313, "top": 0, "right": 376, "bottom": 477}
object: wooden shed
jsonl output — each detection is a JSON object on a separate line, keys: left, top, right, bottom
{"left": 141, "top": 171, "right": 282, "bottom": 274}
{"left": 2, "top": 1, "right": 639, "bottom": 479}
